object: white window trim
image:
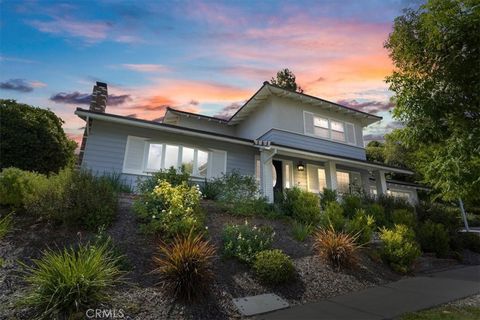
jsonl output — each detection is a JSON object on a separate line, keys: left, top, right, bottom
{"left": 303, "top": 111, "right": 357, "bottom": 146}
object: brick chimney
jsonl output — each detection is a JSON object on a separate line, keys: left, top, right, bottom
{"left": 78, "top": 82, "right": 108, "bottom": 166}
{"left": 89, "top": 81, "right": 108, "bottom": 112}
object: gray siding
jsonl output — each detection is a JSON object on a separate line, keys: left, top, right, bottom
{"left": 82, "top": 120, "right": 257, "bottom": 188}
{"left": 176, "top": 115, "right": 236, "bottom": 135}
{"left": 235, "top": 96, "right": 368, "bottom": 148}
{"left": 260, "top": 129, "right": 366, "bottom": 160}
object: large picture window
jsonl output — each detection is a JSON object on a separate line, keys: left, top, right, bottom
{"left": 336, "top": 171, "right": 350, "bottom": 193}
{"left": 145, "top": 143, "right": 213, "bottom": 177}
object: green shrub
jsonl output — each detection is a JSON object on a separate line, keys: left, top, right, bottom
{"left": 22, "top": 242, "right": 124, "bottom": 319}
{"left": 341, "top": 194, "right": 363, "bottom": 219}
{"left": 214, "top": 171, "right": 258, "bottom": 203}
{"left": 366, "top": 203, "right": 387, "bottom": 227}
{"left": 0, "top": 213, "right": 13, "bottom": 240}
{"left": 379, "top": 224, "right": 421, "bottom": 274}
{"left": 222, "top": 221, "right": 275, "bottom": 263}
{"left": 346, "top": 209, "right": 376, "bottom": 244}
{"left": 99, "top": 171, "right": 132, "bottom": 193}
{"left": 282, "top": 187, "right": 321, "bottom": 223}
{"left": 134, "top": 180, "right": 203, "bottom": 238}
{"left": 417, "top": 220, "right": 450, "bottom": 257}
{"left": 200, "top": 178, "right": 222, "bottom": 200}
{"left": 291, "top": 221, "right": 314, "bottom": 241}
{"left": 452, "top": 232, "right": 480, "bottom": 253}
{"left": 253, "top": 249, "right": 295, "bottom": 284}
{"left": 314, "top": 226, "right": 360, "bottom": 270}
{"left": 62, "top": 170, "right": 118, "bottom": 230}
{"left": 377, "top": 194, "right": 413, "bottom": 223}
{"left": 392, "top": 209, "right": 417, "bottom": 228}
{"left": 416, "top": 202, "right": 460, "bottom": 234}
{"left": 320, "top": 188, "right": 337, "bottom": 209}
{"left": 319, "top": 202, "right": 345, "bottom": 231}
{"left": 0, "top": 167, "right": 48, "bottom": 208}
{"left": 153, "top": 230, "right": 216, "bottom": 301}
{"left": 137, "top": 167, "right": 190, "bottom": 194}
{"left": 222, "top": 197, "right": 275, "bottom": 217}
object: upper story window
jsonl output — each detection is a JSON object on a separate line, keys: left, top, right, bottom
{"left": 305, "top": 111, "right": 356, "bottom": 145}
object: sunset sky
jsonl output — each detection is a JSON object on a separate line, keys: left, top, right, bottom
{"left": 0, "top": 0, "right": 420, "bottom": 144}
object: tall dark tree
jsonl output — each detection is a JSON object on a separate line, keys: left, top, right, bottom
{"left": 385, "top": 0, "right": 480, "bottom": 202}
{"left": 0, "top": 99, "right": 77, "bottom": 174}
{"left": 270, "top": 68, "right": 304, "bottom": 93}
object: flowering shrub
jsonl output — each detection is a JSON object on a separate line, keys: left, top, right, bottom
{"left": 134, "top": 180, "right": 203, "bottom": 238}
{"left": 222, "top": 221, "right": 275, "bottom": 263}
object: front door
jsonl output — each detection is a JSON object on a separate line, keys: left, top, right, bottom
{"left": 272, "top": 160, "right": 283, "bottom": 201}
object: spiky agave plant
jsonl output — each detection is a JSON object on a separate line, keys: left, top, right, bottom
{"left": 153, "top": 229, "right": 216, "bottom": 301}
{"left": 314, "top": 225, "right": 361, "bottom": 270}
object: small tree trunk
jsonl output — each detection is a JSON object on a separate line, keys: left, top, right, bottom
{"left": 459, "top": 198, "right": 469, "bottom": 232}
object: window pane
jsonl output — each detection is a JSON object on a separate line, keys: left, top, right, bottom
{"left": 331, "top": 130, "right": 345, "bottom": 141}
{"left": 164, "top": 145, "right": 179, "bottom": 169}
{"left": 336, "top": 171, "right": 350, "bottom": 193}
{"left": 197, "top": 150, "right": 208, "bottom": 177}
{"left": 314, "top": 126, "right": 329, "bottom": 138}
{"left": 314, "top": 116, "right": 329, "bottom": 128}
{"left": 318, "top": 168, "right": 327, "bottom": 192}
{"left": 146, "top": 144, "right": 162, "bottom": 171}
{"left": 331, "top": 120, "right": 344, "bottom": 132}
{"left": 181, "top": 147, "right": 194, "bottom": 174}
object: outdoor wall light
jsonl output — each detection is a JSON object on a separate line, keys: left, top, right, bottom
{"left": 297, "top": 161, "right": 305, "bottom": 171}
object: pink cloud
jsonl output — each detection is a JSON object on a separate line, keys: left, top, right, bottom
{"left": 29, "top": 17, "right": 110, "bottom": 43}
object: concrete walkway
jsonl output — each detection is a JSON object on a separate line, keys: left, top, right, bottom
{"left": 259, "top": 265, "right": 480, "bottom": 320}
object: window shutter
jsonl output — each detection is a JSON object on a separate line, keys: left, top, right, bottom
{"left": 307, "top": 164, "right": 319, "bottom": 193}
{"left": 123, "top": 136, "right": 146, "bottom": 174}
{"left": 345, "top": 123, "right": 356, "bottom": 145}
{"left": 208, "top": 150, "right": 227, "bottom": 178}
{"left": 304, "top": 112, "right": 314, "bottom": 135}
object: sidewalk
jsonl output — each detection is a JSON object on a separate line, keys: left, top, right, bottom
{"left": 259, "top": 265, "right": 480, "bottom": 320}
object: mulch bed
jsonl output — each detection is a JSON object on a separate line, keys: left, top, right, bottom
{"left": 1, "top": 196, "right": 402, "bottom": 320}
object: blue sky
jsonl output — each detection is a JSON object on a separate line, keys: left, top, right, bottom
{"left": 0, "top": 0, "right": 419, "bottom": 143}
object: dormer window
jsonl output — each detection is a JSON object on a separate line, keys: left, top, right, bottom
{"left": 305, "top": 111, "right": 356, "bottom": 145}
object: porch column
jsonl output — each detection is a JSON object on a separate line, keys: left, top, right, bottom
{"left": 324, "top": 161, "right": 337, "bottom": 191}
{"left": 260, "top": 149, "right": 275, "bottom": 203}
{"left": 374, "top": 170, "right": 388, "bottom": 195}
{"left": 360, "top": 171, "right": 371, "bottom": 194}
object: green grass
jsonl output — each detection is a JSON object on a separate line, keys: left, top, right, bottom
{"left": 291, "top": 221, "right": 313, "bottom": 241}
{"left": 0, "top": 213, "right": 13, "bottom": 240}
{"left": 401, "top": 306, "right": 480, "bottom": 320}
{"left": 21, "top": 242, "right": 125, "bottom": 319}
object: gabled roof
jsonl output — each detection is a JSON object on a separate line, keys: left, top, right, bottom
{"left": 228, "top": 82, "right": 382, "bottom": 125}
{"left": 165, "top": 82, "right": 382, "bottom": 127}
{"left": 163, "top": 107, "right": 228, "bottom": 125}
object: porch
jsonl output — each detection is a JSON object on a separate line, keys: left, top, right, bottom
{"left": 255, "top": 143, "right": 416, "bottom": 204}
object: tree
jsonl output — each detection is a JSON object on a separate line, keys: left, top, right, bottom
{"left": 0, "top": 99, "right": 77, "bottom": 174}
{"left": 365, "top": 141, "right": 385, "bottom": 163}
{"left": 385, "top": 0, "right": 480, "bottom": 202}
{"left": 270, "top": 68, "right": 304, "bottom": 93}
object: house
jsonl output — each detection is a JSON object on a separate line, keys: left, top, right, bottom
{"left": 76, "top": 81, "right": 425, "bottom": 204}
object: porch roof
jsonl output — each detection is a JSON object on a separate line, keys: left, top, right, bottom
{"left": 262, "top": 142, "right": 414, "bottom": 175}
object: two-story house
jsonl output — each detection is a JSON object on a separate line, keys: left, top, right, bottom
{"left": 76, "top": 82, "right": 424, "bottom": 204}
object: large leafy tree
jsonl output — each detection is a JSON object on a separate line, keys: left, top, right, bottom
{"left": 0, "top": 99, "right": 77, "bottom": 174}
{"left": 385, "top": 0, "right": 480, "bottom": 202}
{"left": 270, "top": 68, "right": 304, "bottom": 93}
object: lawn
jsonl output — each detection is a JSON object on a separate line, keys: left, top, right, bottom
{"left": 401, "top": 306, "right": 480, "bottom": 320}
